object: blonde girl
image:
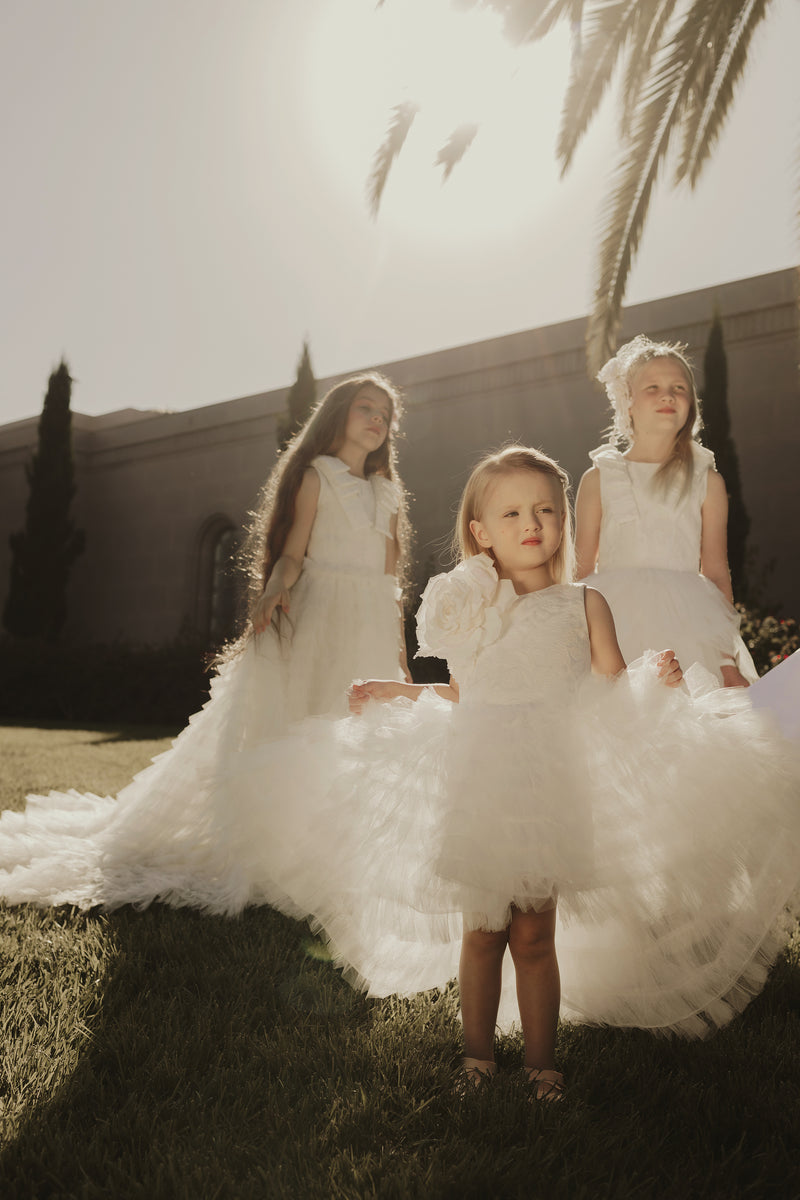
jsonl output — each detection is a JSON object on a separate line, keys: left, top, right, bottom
{"left": 351, "top": 447, "right": 681, "bottom": 1098}
{"left": 338, "top": 447, "right": 796, "bottom": 1101}
{"left": 575, "top": 335, "right": 756, "bottom": 687}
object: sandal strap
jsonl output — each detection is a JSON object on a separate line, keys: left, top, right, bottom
{"left": 525, "top": 1068, "right": 563, "bottom": 1084}
{"left": 525, "top": 1068, "right": 565, "bottom": 1100}
{"left": 462, "top": 1058, "right": 496, "bottom": 1076}
{"left": 455, "top": 1058, "right": 496, "bottom": 1095}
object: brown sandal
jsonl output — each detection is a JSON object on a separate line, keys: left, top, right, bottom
{"left": 454, "top": 1057, "right": 497, "bottom": 1095}
{"left": 524, "top": 1067, "right": 564, "bottom": 1102}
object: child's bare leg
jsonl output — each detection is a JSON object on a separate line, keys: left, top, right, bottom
{"left": 507, "top": 904, "right": 560, "bottom": 1070}
{"left": 459, "top": 925, "right": 509, "bottom": 1061}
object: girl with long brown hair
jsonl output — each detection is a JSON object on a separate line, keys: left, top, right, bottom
{"left": 0, "top": 373, "right": 411, "bottom": 916}
{"left": 575, "top": 335, "right": 756, "bottom": 686}
{"left": 231, "top": 370, "right": 411, "bottom": 724}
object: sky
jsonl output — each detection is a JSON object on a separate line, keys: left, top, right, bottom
{"left": 1, "top": 0, "right": 798, "bottom": 425}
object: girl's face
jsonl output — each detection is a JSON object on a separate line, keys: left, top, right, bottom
{"left": 469, "top": 469, "right": 564, "bottom": 585}
{"left": 338, "top": 385, "right": 391, "bottom": 457}
{"left": 628, "top": 358, "right": 692, "bottom": 438}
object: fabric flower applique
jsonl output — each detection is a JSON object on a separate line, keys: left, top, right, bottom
{"left": 416, "top": 554, "right": 515, "bottom": 682}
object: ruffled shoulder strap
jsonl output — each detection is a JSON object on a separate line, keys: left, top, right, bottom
{"left": 311, "top": 455, "right": 370, "bottom": 530}
{"left": 588, "top": 444, "right": 639, "bottom": 525}
{"left": 311, "top": 456, "right": 398, "bottom": 536}
{"left": 691, "top": 441, "right": 716, "bottom": 480}
{"left": 370, "top": 474, "right": 401, "bottom": 538}
{"left": 682, "top": 442, "right": 716, "bottom": 505}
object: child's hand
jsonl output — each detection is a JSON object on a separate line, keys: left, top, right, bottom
{"left": 656, "top": 650, "right": 683, "bottom": 688}
{"left": 720, "top": 663, "right": 750, "bottom": 688}
{"left": 348, "top": 679, "right": 406, "bottom": 714}
{"left": 252, "top": 585, "right": 290, "bottom": 634}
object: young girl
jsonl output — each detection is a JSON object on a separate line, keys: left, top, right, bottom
{"left": 574, "top": 334, "right": 757, "bottom": 687}
{"left": 0, "top": 373, "right": 410, "bottom": 913}
{"left": 243, "top": 446, "right": 799, "bottom": 1099}
{"left": 243, "top": 370, "right": 411, "bottom": 720}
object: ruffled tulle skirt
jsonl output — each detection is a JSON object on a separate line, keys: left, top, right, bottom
{"left": 2, "top": 637, "right": 798, "bottom": 1038}
{"left": 585, "top": 566, "right": 758, "bottom": 684}
{"left": 0, "top": 566, "right": 402, "bottom": 912}
{"left": 222, "top": 656, "right": 800, "bottom": 1037}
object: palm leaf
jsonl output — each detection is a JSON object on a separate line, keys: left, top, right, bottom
{"left": 366, "top": 101, "right": 420, "bottom": 217}
{"left": 557, "top": 0, "right": 641, "bottom": 173}
{"left": 435, "top": 124, "right": 480, "bottom": 181}
{"left": 586, "top": 2, "right": 726, "bottom": 370}
{"left": 486, "top": 0, "right": 583, "bottom": 44}
{"left": 677, "top": 0, "right": 772, "bottom": 186}
{"left": 619, "top": 0, "right": 678, "bottom": 136}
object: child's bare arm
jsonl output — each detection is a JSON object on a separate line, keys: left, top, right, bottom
{"left": 700, "top": 470, "right": 734, "bottom": 602}
{"left": 348, "top": 677, "right": 459, "bottom": 714}
{"left": 574, "top": 467, "right": 602, "bottom": 579}
{"left": 584, "top": 588, "right": 683, "bottom": 687}
{"left": 584, "top": 587, "right": 626, "bottom": 677}
{"left": 252, "top": 468, "right": 320, "bottom": 632}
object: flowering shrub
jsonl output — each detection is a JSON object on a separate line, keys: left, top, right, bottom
{"left": 737, "top": 606, "right": 800, "bottom": 677}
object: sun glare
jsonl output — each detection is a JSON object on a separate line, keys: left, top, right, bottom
{"left": 304, "top": 0, "right": 575, "bottom": 244}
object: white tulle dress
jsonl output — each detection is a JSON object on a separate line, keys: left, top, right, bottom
{"left": 583, "top": 443, "right": 758, "bottom": 684}
{"left": 0, "top": 454, "right": 403, "bottom": 912}
{"left": 218, "top": 555, "right": 800, "bottom": 1037}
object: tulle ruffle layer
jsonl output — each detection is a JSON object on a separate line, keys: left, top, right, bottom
{"left": 2, "top": 643, "right": 798, "bottom": 1039}
{"left": 0, "top": 560, "right": 403, "bottom": 916}
{"left": 225, "top": 658, "right": 800, "bottom": 1037}
{"left": 585, "top": 567, "right": 758, "bottom": 684}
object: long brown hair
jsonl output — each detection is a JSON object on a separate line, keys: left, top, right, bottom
{"left": 453, "top": 445, "right": 575, "bottom": 583}
{"left": 231, "top": 373, "right": 409, "bottom": 649}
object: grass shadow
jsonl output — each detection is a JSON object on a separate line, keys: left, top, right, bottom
{"left": 1, "top": 902, "right": 798, "bottom": 1200}
{"left": 1, "top": 717, "right": 181, "bottom": 742}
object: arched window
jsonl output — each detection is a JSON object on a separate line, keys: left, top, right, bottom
{"left": 209, "top": 526, "right": 239, "bottom": 641}
{"left": 196, "top": 517, "right": 240, "bottom": 642}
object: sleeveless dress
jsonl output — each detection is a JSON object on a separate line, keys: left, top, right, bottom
{"left": 217, "top": 556, "right": 800, "bottom": 1037}
{"left": 0, "top": 454, "right": 403, "bottom": 913}
{"left": 584, "top": 443, "right": 757, "bottom": 684}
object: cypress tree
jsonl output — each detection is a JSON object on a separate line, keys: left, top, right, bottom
{"left": 277, "top": 341, "right": 317, "bottom": 452}
{"left": 701, "top": 311, "right": 750, "bottom": 600}
{"left": 3, "top": 360, "right": 86, "bottom": 640}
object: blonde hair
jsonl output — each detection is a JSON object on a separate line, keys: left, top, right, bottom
{"left": 597, "top": 335, "right": 703, "bottom": 494}
{"left": 454, "top": 445, "right": 575, "bottom": 583}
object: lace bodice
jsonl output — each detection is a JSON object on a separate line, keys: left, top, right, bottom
{"left": 591, "top": 443, "right": 715, "bottom": 573}
{"left": 464, "top": 584, "right": 591, "bottom": 708}
{"left": 305, "top": 456, "right": 400, "bottom": 575}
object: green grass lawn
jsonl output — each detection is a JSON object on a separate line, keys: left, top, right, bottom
{"left": 0, "top": 723, "right": 798, "bottom": 1200}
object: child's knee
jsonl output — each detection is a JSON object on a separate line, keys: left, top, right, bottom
{"left": 462, "top": 927, "right": 508, "bottom": 964}
{"left": 508, "top": 912, "right": 556, "bottom": 965}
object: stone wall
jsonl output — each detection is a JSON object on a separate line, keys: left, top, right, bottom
{"left": 0, "top": 267, "right": 797, "bottom": 647}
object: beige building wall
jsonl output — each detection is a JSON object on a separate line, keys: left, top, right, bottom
{"left": 0, "top": 268, "right": 797, "bottom": 646}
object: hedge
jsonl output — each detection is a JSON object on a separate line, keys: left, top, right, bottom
{"left": 0, "top": 604, "right": 796, "bottom": 727}
{"left": 0, "top": 635, "right": 212, "bottom": 726}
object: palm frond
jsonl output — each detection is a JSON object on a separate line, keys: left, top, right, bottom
{"left": 619, "top": 0, "right": 678, "bottom": 137}
{"left": 485, "top": 0, "right": 583, "bottom": 44}
{"left": 557, "top": 0, "right": 641, "bottom": 173}
{"left": 586, "top": 3, "right": 725, "bottom": 371}
{"left": 435, "top": 124, "right": 480, "bottom": 181}
{"left": 366, "top": 101, "right": 420, "bottom": 217}
{"left": 677, "top": 0, "right": 772, "bottom": 186}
